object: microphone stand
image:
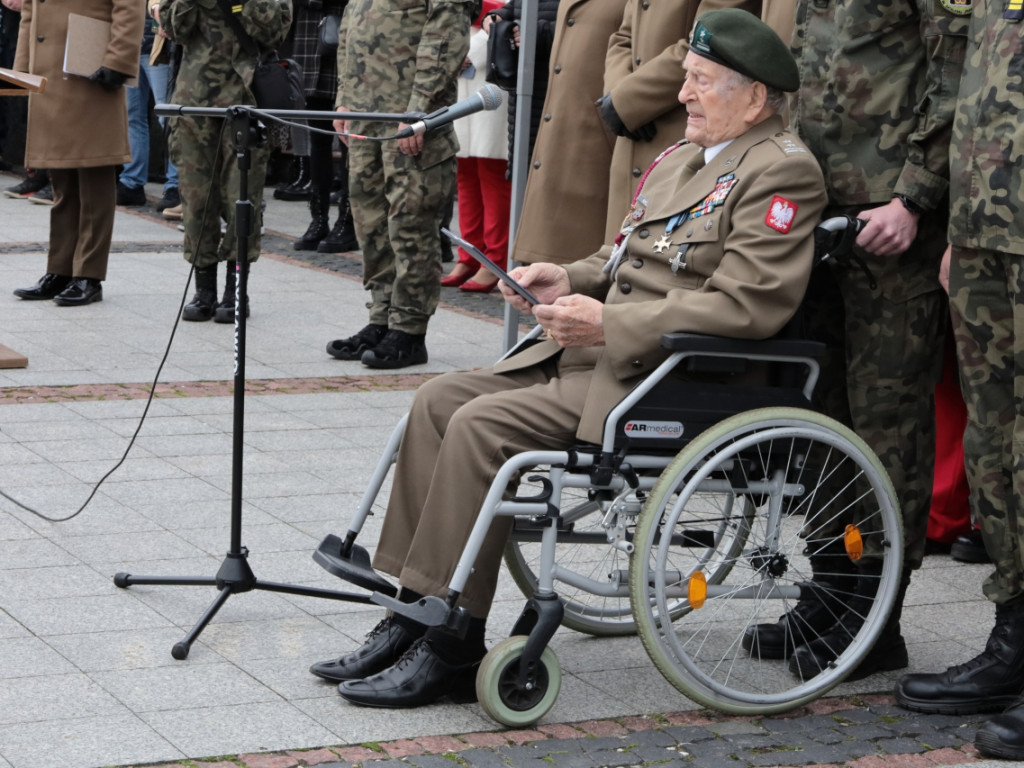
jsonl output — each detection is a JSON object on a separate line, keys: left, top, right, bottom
{"left": 113, "top": 104, "right": 414, "bottom": 660}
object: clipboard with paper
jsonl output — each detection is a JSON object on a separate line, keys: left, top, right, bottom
{"left": 63, "top": 13, "right": 138, "bottom": 87}
{"left": 441, "top": 228, "right": 540, "bottom": 306}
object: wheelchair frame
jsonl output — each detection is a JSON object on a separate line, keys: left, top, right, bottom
{"left": 313, "top": 216, "right": 903, "bottom": 725}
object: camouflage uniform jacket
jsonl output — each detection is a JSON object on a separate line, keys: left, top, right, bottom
{"left": 160, "top": 0, "right": 292, "bottom": 107}
{"left": 336, "top": 0, "right": 474, "bottom": 162}
{"left": 790, "top": 0, "right": 969, "bottom": 212}
{"left": 948, "top": 0, "right": 1024, "bottom": 255}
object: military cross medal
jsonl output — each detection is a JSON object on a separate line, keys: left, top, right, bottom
{"left": 652, "top": 236, "right": 672, "bottom": 254}
{"left": 669, "top": 244, "right": 689, "bottom": 273}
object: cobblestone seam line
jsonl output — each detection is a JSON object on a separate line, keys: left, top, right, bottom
{"left": 122, "top": 694, "right": 988, "bottom": 768}
{"left": 0, "top": 374, "right": 438, "bottom": 405}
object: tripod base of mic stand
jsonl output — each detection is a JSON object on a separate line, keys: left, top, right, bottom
{"left": 114, "top": 547, "right": 374, "bottom": 660}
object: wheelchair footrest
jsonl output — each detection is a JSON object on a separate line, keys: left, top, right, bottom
{"left": 312, "top": 533, "right": 398, "bottom": 597}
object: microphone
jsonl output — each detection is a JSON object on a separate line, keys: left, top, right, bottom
{"left": 395, "top": 85, "right": 504, "bottom": 139}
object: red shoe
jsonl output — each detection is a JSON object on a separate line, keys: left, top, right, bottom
{"left": 440, "top": 265, "right": 474, "bottom": 287}
{"left": 460, "top": 276, "right": 499, "bottom": 293}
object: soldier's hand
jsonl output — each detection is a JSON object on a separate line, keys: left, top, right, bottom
{"left": 855, "top": 199, "right": 919, "bottom": 257}
{"left": 334, "top": 106, "right": 350, "bottom": 146}
{"left": 396, "top": 123, "right": 424, "bottom": 156}
{"left": 939, "top": 244, "right": 951, "bottom": 294}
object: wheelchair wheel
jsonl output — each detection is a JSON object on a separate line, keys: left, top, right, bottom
{"left": 629, "top": 407, "right": 902, "bottom": 715}
{"left": 476, "top": 636, "right": 562, "bottom": 727}
{"left": 506, "top": 481, "right": 755, "bottom": 636}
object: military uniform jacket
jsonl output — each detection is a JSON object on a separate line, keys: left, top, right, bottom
{"left": 15, "top": 0, "right": 144, "bottom": 169}
{"left": 160, "top": 0, "right": 292, "bottom": 108}
{"left": 790, "top": 0, "right": 969, "bottom": 213}
{"left": 336, "top": 0, "right": 473, "bottom": 166}
{"left": 496, "top": 115, "right": 827, "bottom": 444}
{"left": 603, "top": 0, "right": 759, "bottom": 244}
{"left": 948, "top": 0, "right": 1024, "bottom": 256}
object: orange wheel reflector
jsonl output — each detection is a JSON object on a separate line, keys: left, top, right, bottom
{"left": 688, "top": 571, "right": 707, "bottom": 609}
{"left": 844, "top": 524, "right": 863, "bottom": 561}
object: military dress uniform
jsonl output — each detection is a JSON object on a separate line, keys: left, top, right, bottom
{"left": 790, "top": 0, "right": 969, "bottom": 574}
{"left": 373, "top": 115, "right": 826, "bottom": 619}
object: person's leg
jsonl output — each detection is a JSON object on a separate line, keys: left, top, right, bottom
{"left": 144, "top": 60, "right": 180, "bottom": 203}
{"left": 479, "top": 156, "right": 512, "bottom": 270}
{"left": 118, "top": 56, "right": 152, "bottom": 196}
{"left": 69, "top": 165, "right": 116, "bottom": 281}
{"left": 441, "top": 157, "right": 481, "bottom": 286}
{"left": 897, "top": 246, "right": 1024, "bottom": 717}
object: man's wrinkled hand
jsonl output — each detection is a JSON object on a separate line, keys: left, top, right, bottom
{"left": 88, "top": 67, "right": 127, "bottom": 92}
{"left": 500, "top": 262, "right": 571, "bottom": 311}
{"left": 534, "top": 294, "right": 605, "bottom": 348}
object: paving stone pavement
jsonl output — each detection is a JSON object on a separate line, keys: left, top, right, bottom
{"left": 0, "top": 172, "right": 1011, "bottom": 768}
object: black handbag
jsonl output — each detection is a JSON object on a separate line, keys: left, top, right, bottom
{"left": 252, "top": 53, "right": 306, "bottom": 110}
{"left": 316, "top": 13, "right": 342, "bottom": 56}
{"left": 216, "top": 0, "right": 306, "bottom": 110}
{"left": 485, "top": 20, "right": 518, "bottom": 91}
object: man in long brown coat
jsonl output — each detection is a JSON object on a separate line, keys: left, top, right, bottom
{"left": 509, "top": 0, "right": 628, "bottom": 266}
{"left": 309, "top": 9, "right": 827, "bottom": 711}
{"left": 601, "top": 0, "right": 758, "bottom": 244}
{"left": 11, "top": 0, "right": 144, "bottom": 306}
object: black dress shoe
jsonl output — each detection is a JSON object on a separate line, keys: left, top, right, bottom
{"left": 951, "top": 529, "right": 992, "bottom": 564}
{"left": 310, "top": 617, "right": 417, "bottom": 683}
{"left": 338, "top": 638, "right": 480, "bottom": 708}
{"left": 53, "top": 278, "right": 103, "bottom": 306}
{"left": 13, "top": 273, "right": 72, "bottom": 300}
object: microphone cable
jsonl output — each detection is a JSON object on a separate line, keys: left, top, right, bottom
{"left": 0, "top": 120, "right": 229, "bottom": 523}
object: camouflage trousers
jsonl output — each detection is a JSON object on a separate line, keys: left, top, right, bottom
{"left": 168, "top": 114, "right": 268, "bottom": 269}
{"left": 347, "top": 138, "right": 455, "bottom": 335}
{"left": 802, "top": 236, "right": 946, "bottom": 571}
{"left": 948, "top": 246, "right": 1024, "bottom": 604}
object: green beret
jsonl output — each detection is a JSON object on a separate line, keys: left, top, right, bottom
{"left": 689, "top": 9, "right": 799, "bottom": 93}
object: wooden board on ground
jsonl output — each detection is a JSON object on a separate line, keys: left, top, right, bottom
{"left": 0, "top": 343, "right": 28, "bottom": 369}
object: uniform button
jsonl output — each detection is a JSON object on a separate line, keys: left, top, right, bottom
{"left": 642, "top": 1, "right": 649, "bottom": 7}
{"left": 632, "top": 259, "right": 643, "bottom": 269}
{"left": 631, "top": 360, "right": 643, "bottom": 369}
{"left": 533, "top": 161, "right": 541, "bottom": 169}
{"left": 37, "top": 35, "right": 45, "bottom": 42}
{"left": 553, "top": 65, "right": 562, "bottom": 74}
{"left": 635, "top": 56, "right": 642, "bottom": 65}
{"left": 620, "top": 282, "right": 632, "bottom": 294}
{"left": 632, "top": 167, "right": 642, "bottom": 177}
{"left": 637, "top": 228, "right": 649, "bottom": 238}
{"left": 566, "top": 17, "right": 575, "bottom": 25}
{"left": 543, "top": 113, "right": 551, "bottom": 121}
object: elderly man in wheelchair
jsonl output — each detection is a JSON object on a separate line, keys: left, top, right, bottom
{"left": 309, "top": 10, "right": 901, "bottom": 724}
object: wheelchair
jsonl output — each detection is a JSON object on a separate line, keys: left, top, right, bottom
{"left": 313, "top": 216, "right": 903, "bottom": 726}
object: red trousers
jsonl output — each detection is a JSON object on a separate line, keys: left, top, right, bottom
{"left": 456, "top": 157, "right": 511, "bottom": 271}
{"left": 927, "top": 331, "right": 972, "bottom": 544}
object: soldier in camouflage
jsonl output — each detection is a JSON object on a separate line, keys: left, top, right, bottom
{"left": 742, "top": 0, "right": 969, "bottom": 680}
{"left": 159, "top": 0, "right": 292, "bottom": 322}
{"left": 896, "top": 2, "right": 1024, "bottom": 759}
{"left": 326, "top": 0, "right": 474, "bottom": 368}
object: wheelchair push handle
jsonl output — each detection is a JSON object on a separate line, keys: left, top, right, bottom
{"left": 813, "top": 215, "right": 876, "bottom": 290}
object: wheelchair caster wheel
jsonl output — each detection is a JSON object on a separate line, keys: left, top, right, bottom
{"left": 476, "top": 636, "right": 561, "bottom": 727}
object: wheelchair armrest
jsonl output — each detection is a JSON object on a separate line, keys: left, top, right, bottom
{"left": 660, "top": 332, "right": 827, "bottom": 361}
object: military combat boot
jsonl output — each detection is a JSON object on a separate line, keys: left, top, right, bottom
{"left": 214, "top": 262, "right": 249, "bottom": 324}
{"left": 897, "top": 599, "right": 1024, "bottom": 715}
{"left": 742, "top": 539, "right": 859, "bottom": 659}
{"left": 789, "top": 562, "right": 910, "bottom": 681}
{"left": 182, "top": 264, "right": 218, "bottom": 322}
{"left": 294, "top": 188, "right": 330, "bottom": 251}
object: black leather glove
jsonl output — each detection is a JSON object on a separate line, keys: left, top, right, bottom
{"left": 88, "top": 67, "right": 128, "bottom": 92}
{"left": 596, "top": 93, "right": 657, "bottom": 142}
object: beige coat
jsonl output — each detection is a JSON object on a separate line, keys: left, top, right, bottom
{"left": 496, "top": 115, "right": 827, "bottom": 444}
{"left": 603, "top": 0, "right": 760, "bottom": 243}
{"left": 509, "top": 0, "right": 628, "bottom": 265}
{"left": 14, "top": 0, "right": 143, "bottom": 169}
